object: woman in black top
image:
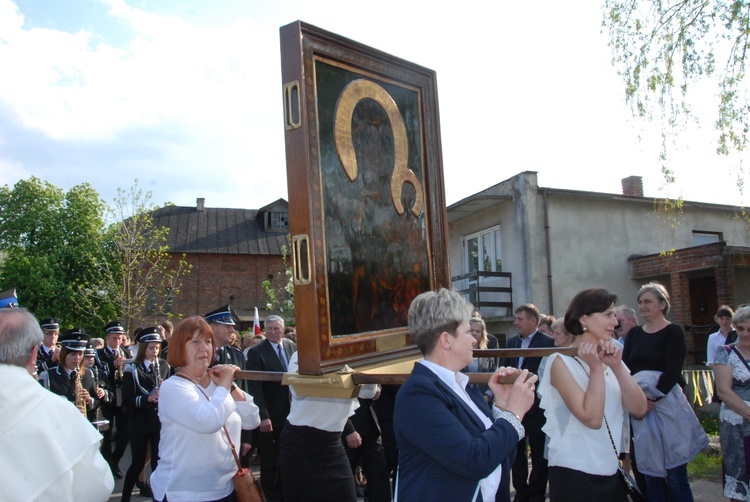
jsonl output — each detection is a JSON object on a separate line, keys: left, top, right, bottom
{"left": 621, "top": 282, "right": 695, "bottom": 502}
{"left": 121, "top": 327, "right": 170, "bottom": 502}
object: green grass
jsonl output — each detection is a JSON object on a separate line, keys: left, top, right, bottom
{"left": 687, "top": 451, "right": 723, "bottom": 482}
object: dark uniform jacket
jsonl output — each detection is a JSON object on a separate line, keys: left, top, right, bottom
{"left": 96, "top": 346, "right": 127, "bottom": 408}
{"left": 38, "top": 365, "right": 101, "bottom": 414}
{"left": 87, "top": 364, "right": 111, "bottom": 423}
{"left": 215, "top": 344, "right": 246, "bottom": 388}
{"left": 122, "top": 358, "right": 170, "bottom": 433}
{"left": 35, "top": 345, "right": 58, "bottom": 375}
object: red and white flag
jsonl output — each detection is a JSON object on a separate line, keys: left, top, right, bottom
{"left": 253, "top": 307, "right": 262, "bottom": 335}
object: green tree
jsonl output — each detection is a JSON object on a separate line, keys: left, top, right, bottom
{"left": 604, "top": 0, "right": 749, "bottom": 190}
{"left": 72, "top": 180, "right": 192, "bottom": 333}
{"left": 261, "top": 245, "right": 295, "bottom": 326}
{"left": 0, "top": 177, "right": 114, "bottom": 333}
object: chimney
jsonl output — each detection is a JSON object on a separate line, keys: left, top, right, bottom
{"left": 197, "top": 198, "right": 205, "bottom": 211}
{"left": 621, "top": 176, "right": 643, "bottom": 197}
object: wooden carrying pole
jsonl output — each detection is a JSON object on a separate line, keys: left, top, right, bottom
{"left": 233, "top": 346, "right": 579, "bottom": 386}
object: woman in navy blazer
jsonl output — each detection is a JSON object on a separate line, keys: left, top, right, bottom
{"left": 394, "top": 289, "right": 538, "bottom": 502}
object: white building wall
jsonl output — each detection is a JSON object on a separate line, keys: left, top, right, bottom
{"left": 447, "top": 171, "right": 750, "bottom": 339}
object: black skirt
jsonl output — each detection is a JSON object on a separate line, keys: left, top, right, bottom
{"left": 279, "top": 422, "right": 356, "bottom": 502}
{"left": 549, "top": 465, "right": 628, "bottom": 502}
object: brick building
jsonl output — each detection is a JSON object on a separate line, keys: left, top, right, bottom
{"left": 143, "top": 198, "right": 290, "bottom": 331}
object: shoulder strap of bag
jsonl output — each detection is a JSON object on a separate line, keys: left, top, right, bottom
{"left": 571, "top": 358, "right": 620, "bottom": 455}
{"left": 174, "top": 373, "right": 244, "bottom": 471}
{"left": 571, "top": 358, "right": 637, "bottom": 487}
{"left": 730, "top": 345, "right": 750, "bottom": 374}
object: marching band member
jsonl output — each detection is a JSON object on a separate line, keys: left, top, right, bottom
{"left": 121, "top": 326, "right": 171, "bottom": 501}
{"left": 83, "top": 344, "right": 111, "bottom": 427}
{"left": 97, "top": 320, "right": 130, "bottom": 478}
{"left": 36, "top": 317, "right": 61, "bottom": 375}
{"left": 38, "top": 328, "right": 101, "bottom": 417}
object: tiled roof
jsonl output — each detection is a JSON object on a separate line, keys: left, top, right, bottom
{"left": 150, "top": 204, "right": 289, "bottom": 255}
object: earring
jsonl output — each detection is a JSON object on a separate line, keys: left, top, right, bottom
{"left": 582, "top": 325, "right": 587, "bottom": 332}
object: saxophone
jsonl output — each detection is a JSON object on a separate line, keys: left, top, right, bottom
{"left": 75, "top": 368, "right": 87, "bottom": 416}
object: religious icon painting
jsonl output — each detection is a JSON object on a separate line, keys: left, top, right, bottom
{"left": 280, "top": 21, "right": 449, "bottom": 374}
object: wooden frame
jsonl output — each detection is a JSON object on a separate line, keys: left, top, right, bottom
{"left": 280, "top": 21, "right": 449, "bottom": 375}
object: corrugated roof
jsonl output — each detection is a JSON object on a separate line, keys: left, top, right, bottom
{"left": 150, "top": 204, "right": 289, "bottom": 255}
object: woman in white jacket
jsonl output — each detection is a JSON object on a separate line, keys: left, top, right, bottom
{"left": 150, "top": 316, "right": 260, "bottom": 502}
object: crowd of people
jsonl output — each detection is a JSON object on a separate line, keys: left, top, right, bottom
{"left": 1, "top": 283, "right": 748, "bottom": 501}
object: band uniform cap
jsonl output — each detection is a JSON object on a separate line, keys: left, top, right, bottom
{"left": 84, "top": 345, "right": 96, "bottom": 357}
{"left": 203, "top": 304, "right": 236, "bottom": 325}
{"left": 60, "top": 328, "right": 90, "bottom": 351}
{"left": 40, "top": 317, "right": 62, "bottom": 331}
{"left": 104, "top": 321, "right": 126, "bottom": 335}
{"left": 136, "top": 326, "right": 162, "bottom": 344}
{"left": 0, "top": 289, "right": 18, "bottom": 309}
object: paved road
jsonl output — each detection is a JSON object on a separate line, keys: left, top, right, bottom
{"left": 107, "top": 441, "right": 723, "bottom": 502}
{"left": 107, "top": 446, "right": 261, "bottom": 501}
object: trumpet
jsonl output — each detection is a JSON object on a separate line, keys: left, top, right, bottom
{"left": 114, "top": 347, "right": 125, "bottom": 382}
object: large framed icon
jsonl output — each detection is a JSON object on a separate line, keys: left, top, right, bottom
{"left": 280, "top": 21, "right": 449, "bottom": 375}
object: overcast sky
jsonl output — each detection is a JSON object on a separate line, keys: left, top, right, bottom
{"left": 0, "top": 0, "right": 746, "bottom": 211}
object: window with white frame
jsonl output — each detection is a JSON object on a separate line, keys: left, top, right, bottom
{"left": 466, "top": 226, "right": 502, "bottom": 275}
{"left": 692, "top": 231, "right": 721, "bottom": 246}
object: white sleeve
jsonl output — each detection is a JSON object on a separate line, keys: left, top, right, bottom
{"left": 159, "top": 380, "right": 237, "bottom": 434}
{"left": 236, "top": 392, "right": 261, "bottom": 430}
{"left": 70, "top": 442, "right": 115, "bottom": 501}
{"left": 706, "top": 334, "right": 717, "bottom": 365}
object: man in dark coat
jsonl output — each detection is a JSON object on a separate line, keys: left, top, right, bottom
{"left": 499, "top": 304, "right": 554, "bottom": 502}
{"left": 246, "top": 314, "right": 296, "bottom": 502}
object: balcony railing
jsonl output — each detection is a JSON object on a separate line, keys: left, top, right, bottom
{"left": 451, "top": 271, "right": 513, "bottom": 318}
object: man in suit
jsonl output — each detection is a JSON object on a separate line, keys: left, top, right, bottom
{"left": 246, "top": 314, "right": 296, "bottom": 502}
{"left": 500, "top": 304, "right": 554, "bottom": 502}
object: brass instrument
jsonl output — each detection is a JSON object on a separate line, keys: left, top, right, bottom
{"left": 116, "top": 347, "right": 125, "bottom": 381}
{"left": 75, "top": 368, "right": 87, "bottom": 416}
